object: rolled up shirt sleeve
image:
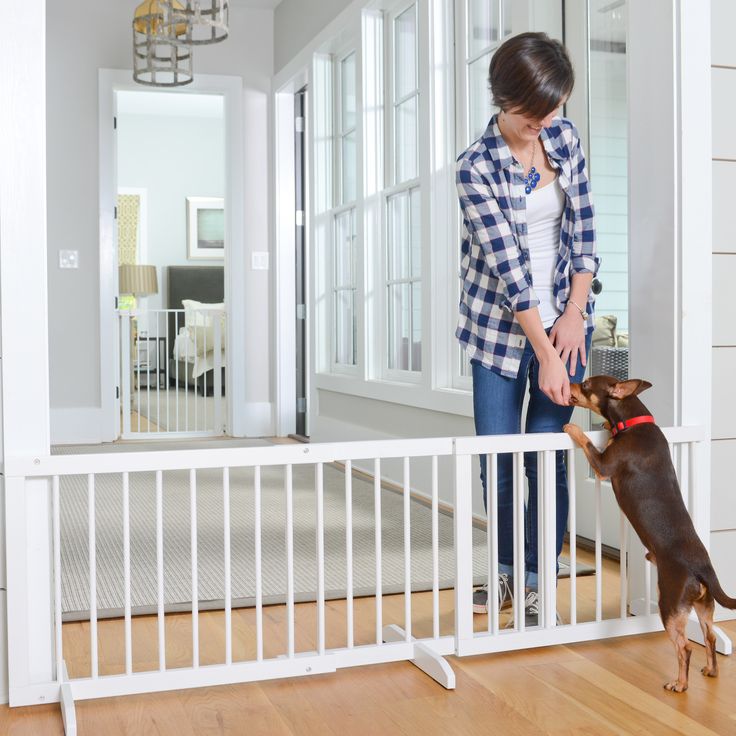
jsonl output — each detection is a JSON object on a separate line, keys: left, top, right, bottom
{"left": 456, "top": 158, "right": 539, "bottom": 313}
{"left": 568, "top": 126, "right": 601, "bottom": 277}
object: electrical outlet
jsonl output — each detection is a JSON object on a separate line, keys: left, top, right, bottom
{"left": 59, "top": 250, "right": 79, "bottom": 269}
{"left": 251, "top": 252, "right": 269, "bottom": 270}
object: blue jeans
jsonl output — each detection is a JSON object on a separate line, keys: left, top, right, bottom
{"left": 472, "top": 328, "right": 591, "bottom": 591}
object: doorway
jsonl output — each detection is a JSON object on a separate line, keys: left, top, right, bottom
{"left": 99, "top": 71, "right": 246, "bottom": 443}
{"left": 116, "top": 90, "right": 227, "bottom": 438}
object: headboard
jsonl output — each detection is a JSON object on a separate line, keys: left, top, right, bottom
{"left": 166, "top": 265, "right": 224, "bottom": 354}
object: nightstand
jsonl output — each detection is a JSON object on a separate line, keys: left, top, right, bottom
{"left": 134, "top": 335, "right": 167, "bottom": 389}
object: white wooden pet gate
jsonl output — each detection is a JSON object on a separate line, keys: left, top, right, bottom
{"left": 119, "top": 308, "right": 226, "bottom": 439}
{"left": 4, "top": 426, "right": 729, "bottom": 735}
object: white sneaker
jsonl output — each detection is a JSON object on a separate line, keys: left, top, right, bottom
{"left": 521, "top": 590, "right": 563, "bottom": 627}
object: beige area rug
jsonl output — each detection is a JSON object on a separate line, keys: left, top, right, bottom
{"left": 50, "top": 446, "right": 594, "bottom": 621}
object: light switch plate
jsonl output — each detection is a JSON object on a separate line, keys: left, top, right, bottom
{"left": 251, "top": 252, "right": 269, "bottom": 270}
{"left": 59, "top": 250, "right": 79, "bottom": 269}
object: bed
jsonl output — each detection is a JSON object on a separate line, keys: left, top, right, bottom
{"left": 166, "top": 265, "right": 226, "bottom": 396}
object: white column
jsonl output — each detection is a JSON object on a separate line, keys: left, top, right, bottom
{"left": 678, "top": 0, "right": 712, "bottom": 547}
{"left": 0, "top": 0, "right": 53, "bottom": 705}
{"left": 627, "top": 0, "right": 713, "bottom": 610}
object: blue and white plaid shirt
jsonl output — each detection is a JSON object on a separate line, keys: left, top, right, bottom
{"left": 455, "top": 114, "right": 601, "bottom": 378}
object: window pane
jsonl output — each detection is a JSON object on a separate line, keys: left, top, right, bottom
{"left": 585, "top": 0, "right": 628, "bottom": 437}
{"left": 387, "top": 191, "right": 410, "bottom": 281}
{"left": 394, "top": 5, "right": 417, "bottom": 101}
{"left": 335, "top": 289, "right": 356, "bottom": 365}
{"left": 341, "top": 52, "right": 356, "bottom": 132}
{"left": 388, "top": 282, "right": 411, "bottom": 371}
{"left": 387, "top": 189, "right": 421, "bottom": 374}
{"left": 411, "top": 280, "right": 422, "bottom": 371}
{"left": 334, "top": 209, "right": 354, "bottom": 287}
{"left": 459, "top": 350, "right": 471, "bottom": 377}
{"left": 468, "top": 54, "right": 492, "bottom": 143}
{"left": 468, "top": 0, "right": 499, "bottom": 56}
{"left": 410, "top": 187, "right": 421, "bottom": 279}
{"left": 334, "top": 208, "right": 356, "bottom": 367}
{"left": 342, "top": 131, "right": 357, "bottom": 203}
{"left": 589, "top": 0, "right": 628, "bottom": 336}
{"left": 395, "top": 96, "right": 418, "bottom": 182}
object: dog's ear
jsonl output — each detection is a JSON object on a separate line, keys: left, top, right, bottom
{"left": 608, "top": 379, "right": 652, "bottom": 400}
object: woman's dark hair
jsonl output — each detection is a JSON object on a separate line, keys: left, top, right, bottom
{"left": 488, "top": 32, "right": 574, "bottom": 119}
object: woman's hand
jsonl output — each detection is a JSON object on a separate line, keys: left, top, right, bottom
{"left": 549, "top": 307, "right": 587, "bottom": 376}
{"left": 537, "top": 350, "right": 571, "bottom": 405}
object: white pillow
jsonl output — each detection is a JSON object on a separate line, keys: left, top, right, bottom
{"left": 181, "top": 299, "right": 224, "bottom": 328}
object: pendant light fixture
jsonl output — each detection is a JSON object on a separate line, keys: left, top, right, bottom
{"left": 132, "top": 0, "right": 193, "bottom": 87}
{"left": 166, "top": 0, "right": 230, "bottom": 46}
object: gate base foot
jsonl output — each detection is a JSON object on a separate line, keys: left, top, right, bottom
{"left": 382, "top": 624, "right": 456, "bottom": 689}
{"left": 60, "top": 661, "right": 77, "bottom": 736}
{"left": 686, "top": 617, "right": 733, "bottom": 655}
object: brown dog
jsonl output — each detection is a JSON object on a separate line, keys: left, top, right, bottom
{"left": 563, "top": 375, "right": 736, "bottom": 692}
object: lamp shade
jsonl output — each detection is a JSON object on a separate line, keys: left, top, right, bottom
{"left": 119, "top": 264, "right": 159, "bottom": 296}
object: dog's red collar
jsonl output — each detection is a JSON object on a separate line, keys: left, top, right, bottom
{"left": 610, "top": 415, "right": 656, "bottom": 436}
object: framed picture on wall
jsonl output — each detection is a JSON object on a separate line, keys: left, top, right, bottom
{"left": 186, "top": 196, "right": 225, "bottom": 259}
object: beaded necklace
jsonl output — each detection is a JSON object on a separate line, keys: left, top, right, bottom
{"left": 524, "top": 140, "right": 541, "bottom": 195}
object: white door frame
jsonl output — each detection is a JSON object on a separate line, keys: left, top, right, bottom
{"left": 98, "top": 70, "right": 246, "bottom": 441}
{"left": 273, "top": 67, "right": 310, "bottom": 437}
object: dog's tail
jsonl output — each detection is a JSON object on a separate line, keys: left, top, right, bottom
{"left": 698, "top": 566, "right": 736, "bottom": 609}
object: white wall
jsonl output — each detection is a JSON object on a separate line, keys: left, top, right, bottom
{"left": 274, "top": 0, "right": 354, "bottom": 74}
{"left": 710, "top": 0, "right": 736, "bottom": 620}
{"left": 46, "top": 1, "right": 274, "bottom": 440}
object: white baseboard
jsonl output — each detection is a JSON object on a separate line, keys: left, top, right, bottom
{"left": 0, "top": 590, "right": 7, "bottom": 705}
{"left": 310, "top": 415, "right": 400, "bottom": 444}
{"left": 50, "top": 407, "right": 103, "bottom": 445}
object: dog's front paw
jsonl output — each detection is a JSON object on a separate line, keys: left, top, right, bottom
{"left": 563, "top": 423, "right": 585, "bottom": 445}
{"left": 701, "top": 666, "right": 718, "bottom": 678}
{"left": 664, "top": 680, "right": 688, "bottom": 693}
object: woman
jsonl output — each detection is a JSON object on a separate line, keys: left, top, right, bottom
{"left": 456, "top": 32, "right": 600, "bottom": 624}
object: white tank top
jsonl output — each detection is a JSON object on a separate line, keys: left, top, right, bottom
{"left": 526, "top": 178, "right": 565, "bottom": 327}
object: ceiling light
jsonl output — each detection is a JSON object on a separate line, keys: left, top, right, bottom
{"left": 167, "top": 0, "right": 230, "bottom": 45}
{"left": 132, "top": 0, "right": 193, "bottom": 88}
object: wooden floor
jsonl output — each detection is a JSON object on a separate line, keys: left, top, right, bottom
{"left": 125, "top": 409, "right": 162, "bottom": 433}
{"left": 3, "top": 545, "right": 736, "bottom": 735}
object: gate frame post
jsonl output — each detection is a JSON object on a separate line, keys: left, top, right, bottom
{"left": 0, "top": 0, "right": 54, "bottom": 708}
{"left": 453, "top": 444, "right": 474, "bottom": 656}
